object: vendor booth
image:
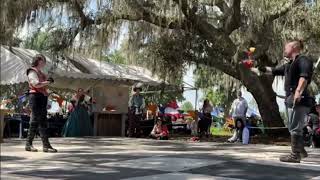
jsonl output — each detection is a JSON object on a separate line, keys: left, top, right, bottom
{"left": 1, "top": 46, "right": 163, "bottom": 138}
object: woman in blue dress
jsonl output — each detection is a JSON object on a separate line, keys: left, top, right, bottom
{"left": 62, "top": 88, "right": 93, "bottom": 137}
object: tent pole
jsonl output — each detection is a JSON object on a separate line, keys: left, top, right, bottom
{"left": 195, "top": 89, "right": 198, "bottom": 111}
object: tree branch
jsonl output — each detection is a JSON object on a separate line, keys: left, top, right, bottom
{"left": 69, "top": 0, "right": 240, "bottom": 79}
{"left": 197, "top": 0, "right": 242, "bottom": 34}
{"left": 223, "top": 0, "right": 241, "bottom": 34}
{"left": 113, "top": 12, "right": 188, "bottom": 30}
{"left": 172, "top": 0, "right": 236, "bottom": 57}
{"left": 266, "top": 0, "right": 303, "bottom": 22}
{"left": 215, "top": 0, "right": 229, "bottom": 12}
{"left": 122, "top": 0, "right": 190, "bottom": 30}
{"left": 71, "top": 0, "right": 94, "bottom": 29}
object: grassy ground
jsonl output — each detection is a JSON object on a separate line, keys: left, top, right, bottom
{"left": 210, "top": 127, "right": 232, "bottom": 136}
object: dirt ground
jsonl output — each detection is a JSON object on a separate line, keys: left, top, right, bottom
{"left": 170, "top": 134, "right": 291, "bottom": 146}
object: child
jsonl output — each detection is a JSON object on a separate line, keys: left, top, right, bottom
{"left": 150, "top": 118, "right": 169, "bottom": 140}
{"left": 227, "top": 119, "right": 250, "bottom": 144}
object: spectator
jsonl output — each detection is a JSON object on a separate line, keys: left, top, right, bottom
{"left": 128, "top": 83, "right": 145, "bottom": 138}
{"left": 150, "top": 118, "right": 169, "bottom": 140}
{"left": 198, "top": 99, "right": 213, "bottom": 138}
{"left": 147, "top": 102, "right": 158, "bottom": 120}
{"left": 305, "top": 104, "right": 320, "bottom": 148}
{"left": 67, "top": 99, "right": 76, "bottom": 115}
{"left": 228, "top": 119, "right": 250, "bottom": 144}
{"left": 230, "top": 91, "right": 248, "bottom": 126}
{"left": 62, "top": 88, "right": 93, "bottom": 137}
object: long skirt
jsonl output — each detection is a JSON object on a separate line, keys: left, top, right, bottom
{"left": 62, "top": 105, "right": 93, "bottom": 137}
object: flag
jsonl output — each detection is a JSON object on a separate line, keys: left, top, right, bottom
{"left": 18, "top": 94, "right": 27, "bottom": 105}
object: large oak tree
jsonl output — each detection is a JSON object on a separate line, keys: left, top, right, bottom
{"left": 1, "top": 0, "right": 320, "bottom": 132}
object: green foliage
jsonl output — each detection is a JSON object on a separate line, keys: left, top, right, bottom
{"left": 24, "top": 31, "right": 50, "bottom": 51}
{"left": 143, "top": 86, "right": 185, "bottom": 106}
{"left": 204, "top": 88, "right": 227, "bottom": 107}
{"left": 102, "top": 50, "right": 126, "bottom": 64}
{"left": 3, "top": 0, "right": 320, "bottom": 129}
{"left": 181, "top": 101, "right": 194, "bottom": 112}
{"left": 210, "top": 127, "right": 232, "bottom": 136}
{"left": 194, "top": 65, "right": 239, "bottom": 113}
{"left": 143, "top": 33, "right": 189, "bottom": 83}
{"left": 23, "top": 28, "right": 75, "bottom": 52}
{"left": 0, "top": 83, "right": 29, "bottom": 111}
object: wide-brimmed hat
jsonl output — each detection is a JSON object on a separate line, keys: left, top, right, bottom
{"left": 133, "top": 82, "right": 143, "bottom": 92}
{"left": 133, "top": 87, "right": 142, "bottom": 92}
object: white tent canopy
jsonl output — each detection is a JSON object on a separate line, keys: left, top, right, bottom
{"left": 0, "top": 46, "right": 163, "bottom": 91}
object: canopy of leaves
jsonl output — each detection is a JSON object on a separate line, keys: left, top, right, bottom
{"left": 203, "top": 88, "right": 226, "bottom": 106}
{"left": 1, "top": 0, "right": 320, "bottom": 127}
{"left": 181, "top": 101, "right": 194, "bottom": 112}
{"left": 2, "top": 1, "right": 319, "bottom": 76}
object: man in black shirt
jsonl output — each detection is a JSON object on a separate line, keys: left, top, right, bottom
{"left": 260, "top": 40, "right": 315, "bottom": 163}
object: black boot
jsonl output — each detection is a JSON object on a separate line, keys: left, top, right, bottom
{"left": 43, "top": 146, "right": 58, "bottom": 153}
{"left": 25, "top": 129, "right": 38, "bottom": 152}
{"left": 42, "top": 136, "right": 57, "bottom": 153}
{"left": 279, "top": 135, "right": 301, "bottom": 163}
{"left": 298, "top": 135, "right": 308, "bottom": 158}
{"left": 25, "top": 144, "right": 38, "bottom": 152}
{"left": 301, "top": 148, "right": 308, "bottom": 158}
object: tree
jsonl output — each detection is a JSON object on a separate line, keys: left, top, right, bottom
{"left": 203, "top": 89, "right": 225, "bottom": 106}
{"left": 24, "top": 31, "right": 50, "bottom": 51}
{"left": 181, "top": 101, "right": 194, "bottom": 112}
{"left": 101, "top": 50, "right": 127, "bottom": 64}
{"left": 1, "top": 0, "right": 320, "bottom": 134}
{"left": 194, "top": 66, "right": 240, "bottom": 117}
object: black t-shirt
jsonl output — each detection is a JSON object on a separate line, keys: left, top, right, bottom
{"left": 272, "top": 55, "right": 313, "bottom": 96}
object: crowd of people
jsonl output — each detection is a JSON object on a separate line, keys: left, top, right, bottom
{"left": 21, "top": 40, "right": 320, "bottom": 165}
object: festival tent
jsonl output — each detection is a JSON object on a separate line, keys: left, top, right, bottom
{"left": 1, "top": 46, "right": 164, "bottom": 136}
{"left": 1, "top": 46, "right": 162, "bottom": 88}
{"left": 1, "top": 46, "right": 164, "bottom": 111}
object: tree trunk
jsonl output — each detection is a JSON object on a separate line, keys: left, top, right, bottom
{"left": 240, "top": 70, "right": 289, "bottom": 137}
{"left": 250, "top": 87, "right": 289, "bottom": 136}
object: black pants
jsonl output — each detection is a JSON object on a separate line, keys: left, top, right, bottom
{"left": 128, "top": 111, "right": 142, "bottom": 137}
{"left": 26, "top": 93, "right": 51, "bottom": 147}
{"left": 198, "top": 113, "right": 212, "bottom": 136}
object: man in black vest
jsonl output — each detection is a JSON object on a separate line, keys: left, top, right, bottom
{"left": 26, "top": 54, "right": 57, "bottom": 153}
{"left": 260, "top": 40, "right": 315, "bottom": 163}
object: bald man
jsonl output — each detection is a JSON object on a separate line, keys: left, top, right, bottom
{"left": 260, "top": 40, "right": 315, "bottom": 163}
